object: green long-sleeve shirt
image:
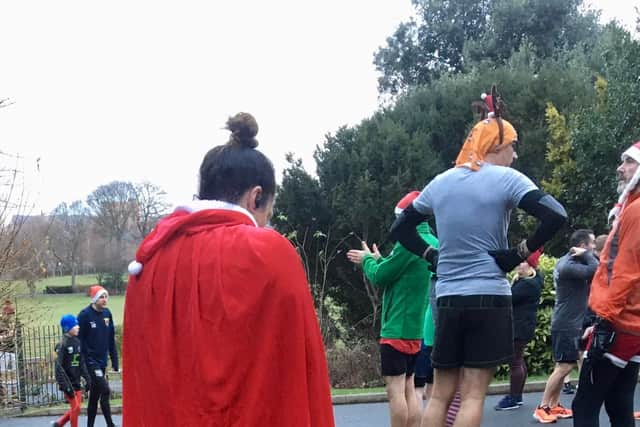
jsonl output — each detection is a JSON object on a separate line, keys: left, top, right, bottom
{"left": 362, "top": 223, "right": 438, "bottom": 339}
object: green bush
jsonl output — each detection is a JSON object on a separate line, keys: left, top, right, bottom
{"left": 326, "top": 339, "right": 383, "bottom": 388}
{"left": 96, "top": 272, "right": 127, "bottom": 295}
{"left": 43, "top": 284, "right": 96, "bottom": 294}
{"left": 496, "top": 254, "right": 557, "bottom": 379}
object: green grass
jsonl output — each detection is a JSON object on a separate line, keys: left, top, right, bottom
{"left": 16, "top": 294, "right": 125, "bottom": 327}
{"left": 8, "top": 274, "right": 100, "bottom": 295}
{"left": 331, "top": 387, "right": 385, "bottom": 395}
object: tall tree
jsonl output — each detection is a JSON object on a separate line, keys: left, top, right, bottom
{"left": 87, "top": 181, "right": 136, "bottom": 244}
{"left": 374, "top": 0, "right": 599, "bottom": 95}
{"left": 374, "top": 0, "right": 491, "bottom": 94}
{"left": 87, "top": 181, "right": 136, "bottom": 292}
{"left": 133, "top": 181, "right": 170, "bottom": 239}
{"left": 49, "top": 201, "right": 90, "bottom": 291}
{"left": 11, "top": 216, "right": 50, "bottom": 296}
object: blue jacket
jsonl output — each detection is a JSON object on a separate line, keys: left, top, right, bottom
{"left": 77, "top": 305, "right": 118, "bottom": 371}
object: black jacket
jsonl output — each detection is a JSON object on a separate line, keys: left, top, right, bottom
{"left": 54, "top": 334, "right": 90, "bottom": 394}
{"left": 512, "top": 270, "right": 544, "bottom": 342}
{"left": 78, "top": 305, "right": 118, "bottom": 370}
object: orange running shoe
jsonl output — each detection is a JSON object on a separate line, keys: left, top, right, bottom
{"left": 550, "top": 404, "right": 573, "bottom": 419}
{"left": 533, "top": 406, "right": 558, "bottom": 424}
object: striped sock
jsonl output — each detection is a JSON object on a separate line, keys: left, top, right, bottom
{"left": 446, "top": 391, "right": 461, "bottom": 427}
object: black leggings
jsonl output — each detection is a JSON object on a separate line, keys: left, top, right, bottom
{"left": 572, "top": 358, "right": 639, "bottom": 427}
{"left": 509, "top": 340, "right": 528, "bottom": 397}
{"left": 88, "top": 368, "right": 114, "bottom": 427}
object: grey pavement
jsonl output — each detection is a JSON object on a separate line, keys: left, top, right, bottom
{"left": 2, "top": 389, "right": 640, "bottom": 426}
{"left": 334, "top": 390, "right": 640, "bottom": 426}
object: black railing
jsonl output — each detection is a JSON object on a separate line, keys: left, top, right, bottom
{"left": 0, "top": 324, "right": 67, "bottom": 409}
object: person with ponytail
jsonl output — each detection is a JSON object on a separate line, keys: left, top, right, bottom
{"left": 122, "top": 113, "right": 334, "bottom": 427}
{"left": 391, "top": 86, "right": 567, "bottom": 427}
{"left": 573, "top": 141, "right": 640, "bottom": 427}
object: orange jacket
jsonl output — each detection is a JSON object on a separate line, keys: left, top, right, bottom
{"left": 589, "top": 192, "right": 640, "bottom": 334}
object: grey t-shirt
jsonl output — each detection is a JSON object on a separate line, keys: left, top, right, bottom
{"left": 413, "top": 164, "right": 537, "bottom": 297}
{"left": 551, "top": 252, "right": 599, "bottom": 332}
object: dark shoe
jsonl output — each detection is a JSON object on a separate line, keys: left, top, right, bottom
{"left": 495, "top": 395, "right": 521, "bottom": 411}
{"left": 562, "top": 382, "right": 575, "bottom": 395}
{"left": 514, "top": 395, "right": 524, "bottom": 405}
{"left": 50, "top": 422, "right": 60, "bottom": 427}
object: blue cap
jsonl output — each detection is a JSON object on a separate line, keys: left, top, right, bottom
{"left": 60, "top": 314, "right": 78, "bottom": 333}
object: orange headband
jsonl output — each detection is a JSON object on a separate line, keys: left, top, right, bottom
{"left": 455, "top": 118, "right": 518, "bottom": 171}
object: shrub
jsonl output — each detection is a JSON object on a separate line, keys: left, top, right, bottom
{"left": 44, "top": 284, "right": 96, "bottom": 294}
{"left": 96, "top": 272, "right": 127, "bottom": 295}
{"left": 326, "top": 339, "right": 383, "bottom": 389}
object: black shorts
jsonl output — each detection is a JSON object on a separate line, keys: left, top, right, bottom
{"left": 432, "top": 295, "right": 513, "bottom": 369}
{"left": 414, "top": 344, "right": 434, "bottom": 387}
{"left": 380, "top": 344, "right": 418, "bottom": 377}
{"left": 551, "top": 330, "right": 580, "bottom": 363}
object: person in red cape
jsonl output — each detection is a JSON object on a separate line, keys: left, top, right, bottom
{"left": 122, "top": 112, "right": 335, "bottom": 427}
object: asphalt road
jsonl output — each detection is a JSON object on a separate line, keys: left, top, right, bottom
{"left": 2, "top": 390, "right": 640, "bottom": 426}
{"left": 333, "top": 390, "right": 640, "bottom": 426}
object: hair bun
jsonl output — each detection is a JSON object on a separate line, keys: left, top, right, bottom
{"left": 226, "top": 112, "right": 259, "bottom": 148}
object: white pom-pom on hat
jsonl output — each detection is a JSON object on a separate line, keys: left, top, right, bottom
{"left": 128, "top": 260, "right": 143, "bottom": 275}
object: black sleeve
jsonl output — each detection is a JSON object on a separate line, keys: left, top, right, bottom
{"left": 389, "top": 204, "right": 431, "bottom": 258}
{"left": 518, "top": 190, "right": 567, "bottom": 252}
{"left": 511, "top": 274, "right": 543, "bottom": 306}
{"left": 510, "top": 279, "right": 529, "bottom": 306}
{"left": 54, "top": 342, "right": 70, "bottom": 391}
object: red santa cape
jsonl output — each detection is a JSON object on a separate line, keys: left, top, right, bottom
{"left": 123, "top": 201, "right": 335, "bottom": 427}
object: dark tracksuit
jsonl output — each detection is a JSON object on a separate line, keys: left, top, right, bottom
{"left": 510, "top": 271, "right": 543, "bottom": 398}
{"left": 78, "top": 305, "right": 118, "bottom": 427}
{"left": 55, "top": 334, "right": 90, "bottom": 427}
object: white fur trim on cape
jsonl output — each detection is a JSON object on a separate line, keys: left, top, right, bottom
{"left": 128, "top": 260, "right": 143, "bottom": 275}
{"left": 174, "top": 199, "right": 258, "bottom": 226}
{"left": 128, "top": 200, "right": 259, "bottom": 277}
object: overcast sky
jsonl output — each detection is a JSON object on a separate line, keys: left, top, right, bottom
{"left": 0, "top": 0, "right": 637, "bottom": 214}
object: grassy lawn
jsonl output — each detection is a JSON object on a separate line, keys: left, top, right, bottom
{"left": 16, "top": 294, "right": 125, "bottom": 327}
{"left": 9, "top": 274, "right": 100, "bottom": 295}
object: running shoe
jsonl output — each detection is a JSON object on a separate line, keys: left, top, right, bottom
{"left": 550, "top": 403, "right": 573, "bottom": 419}
{"left": 562, "top": 382, "right": 575, "bottom": 394}
{"left": 533, "top": 406, "right": 558, "bottom": 424}
{"left": 495, "top": 395, "right": 521, "bottom": 411}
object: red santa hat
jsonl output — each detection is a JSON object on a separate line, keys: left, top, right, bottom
{"left": 394, "top": 191, "right": 421, "bottom": 216}
{"left": 480, "top": 92, "right": 495, "bottom": 118}
{"left": 89, "top": 285, "right": 108, "bottom": 304}
{"left": 526, "top": 247, "right": 543, "bottom": 269}
{"left": 609, "top": 141, "right": 640, "bottom": 222}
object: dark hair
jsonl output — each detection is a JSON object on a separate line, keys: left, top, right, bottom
{"left": 198, "top": 113, "right": 276, "bottom": 205}
{"left": 570, "top": 229, "right": 594, "bottom": 248}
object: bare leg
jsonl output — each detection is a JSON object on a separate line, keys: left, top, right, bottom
{"left": 541, "top": 363, "right": 575, "bottom": 407}
{"left": 405, "top": 374, "right": 421, "bottom": 427}
{"left": 451, "top": 367, "right": 494, "bottom": 427}
{"left": 420, "top": 368, "right": 459, "bottom": 427}
{"left": 386, "top": 374, "right": 409, "bottom": 427}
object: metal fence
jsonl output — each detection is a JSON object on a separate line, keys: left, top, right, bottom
{"left": 0, "top": 324, "right": 67, "bottom": 409}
